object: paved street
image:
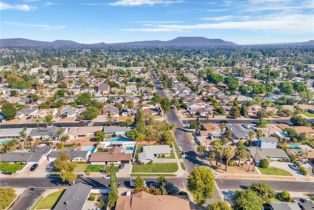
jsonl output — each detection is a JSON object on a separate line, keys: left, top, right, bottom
{"left": 1, "top": 177, "right": 314, "bottom": 192}
{"left": 9, "top": 188, "right": 44, "bottom": 210}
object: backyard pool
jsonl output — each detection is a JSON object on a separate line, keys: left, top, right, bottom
{"left": 81, "top": 146, "right": 96, "bottom": 155}
{"left": 108, "top": 137, "right": 130, "bottom": 143}
{"left": 289, "top": 145, "right": 300, "bottom": 149}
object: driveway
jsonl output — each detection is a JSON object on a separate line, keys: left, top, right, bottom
{"left": 269, "top": 161, "right": 310, "bottom": 180}
{"left": 9, "top": 188, "right": 44, "bottom": 210}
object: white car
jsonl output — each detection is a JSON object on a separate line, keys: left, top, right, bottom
{"left": 102, "top": 174, "right": 110, "bottom": 179}
{"left": 289, "top": 164, "right": 298, "bottom": 171}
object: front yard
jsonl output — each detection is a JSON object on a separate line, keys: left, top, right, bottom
{"left": 0, "top": 162, "right": 25, "bottom": 173}
{"left": 132, "top": 163, "right": 178, "bottom": 173}
{"left": 85, "top": 164, "right": 119, "bottom": 173}
{"left": 33, "top": 190, "right": 63, "bottom": 209}
{"left": 258, "top": 167, "right": 292, "bottom": 176}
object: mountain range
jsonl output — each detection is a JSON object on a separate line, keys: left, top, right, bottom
{"left": 0, "top": 37, "right": 313, "bottom": 48}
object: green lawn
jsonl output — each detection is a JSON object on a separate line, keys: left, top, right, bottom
{"left": 132, "top": 163, "right": 178, "bottom": 173}
{"left": 180, "top": 162, "right": 186, "bottom": 170}
{"left": 172, "top": 142, "right": 182, "bottom": 159}
{"left": 0, "top": 162, "right": 25, "bottom": 173}
{"left": 36, "top": 190, "right": 63, "bottom": 209}
{"left": 85, "top": 165, "right": 105, "bottom": 172}
{"left": 259, "top": 167, "right": 292, "bottom": 176}
{"left": 303, "top": 112, "right": 314, "bottom": 118}
{"left": 75, "top": 163, "right": 88, "bottom": 172}
{"left": 131, "top": 173, "right": 176, "bottom": 177}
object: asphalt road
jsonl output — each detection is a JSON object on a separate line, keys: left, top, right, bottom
{"left": 1, "top": 177, "right": 313, "bottom": 192}
{"left": 9, "top": 188, "right": 44, "bottom": 210}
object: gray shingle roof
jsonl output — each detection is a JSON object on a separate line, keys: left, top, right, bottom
{"left": 49, "top": 150, "right": 88, "bottom": 160}
{"left": 0, "top": 145, "right": 51, "bottom": 162}
{"left": 249, "top": 147, "right": 290, "bottom": 162}
{"left": 103, "top": 126, "right": 131, "bottom": 134}
{"left": 271, "top": 202, "right": 301, "bottom": 210}
{"left": 53, "top": 183, "right": 92, "bottom": 210}
{"left": 260, "top": 137, "right": 278, "bottom": 143}
{"left": 226, "top": 125, "right": 250, "bottom": 139}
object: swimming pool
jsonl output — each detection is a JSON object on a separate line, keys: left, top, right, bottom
{"left": 108, "top": 137, "right": 130, "bottom": 143}
{"left": 289, "top": 145, "right": 300, "bottom": 149}
{"left": 81, "top": 146, "right": 96, "bottom": 155}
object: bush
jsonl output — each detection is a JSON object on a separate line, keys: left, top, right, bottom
{"left": 298, "top": 166, "right": 307, "bottom": 175}
{"left": 260, "top": 159, "right": 269, "bottom": 168}
{"left": 276, "top": 191, "right": 292, "bottom": 202}
{"left": 0, "top": 188, "right": 16, "bottom": 209}
{"left": 228, "top": 160, "right": 237, "bottom": 166}
{"left": 88, "top": 194, "right": 96, "bottom": 201}
{"left": 0, "top": 162, "right": 25, "bottom": 173}
{"left": 207, "top": 201, "right": 232, "bottom": 210}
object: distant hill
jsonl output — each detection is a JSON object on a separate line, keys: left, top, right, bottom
{"left": 0, "top": 37, "right": 313, "bottom": 48}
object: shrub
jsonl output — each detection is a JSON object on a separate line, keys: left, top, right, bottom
{"left": 0, "top": 188, "right": 16, "bottom": 209}
{"left": 260, "top": 159, "right": 269, "bottom": 168}
{"left": 88, "top": 194, "right": 96, "bottom": 201}
{"left": 228, "top": 160, "right": 237, "bottom": 166}
{"left": 298, "top": 166, "right": 307, "bottom": 175}
{"left": 276, "top": 191, "right": 292, "bottom": 202}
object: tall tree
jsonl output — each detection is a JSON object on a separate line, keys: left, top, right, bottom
{"left": 108, "top": 164, "right": 118, "bottom": 209}
{"left": 187, "top": 166, "right": 215, "bottom": 205}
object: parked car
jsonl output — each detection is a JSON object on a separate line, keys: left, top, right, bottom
{"left": 289, "top": 164, "right": 298, "bottom": 170}
{"left": 119, "top": 164, "right": 125, "bottom": 169}
{"left": 30, "top": 163, "right": 38, "bottom": 171}
{"left": 102, "top": 174, "right": 110, "bottom": 179}
{"left": 147, "top": 181, "right": 159, "bottom": 188}
{"left": 47, "top": 162, "right": 54, "bottom": 170}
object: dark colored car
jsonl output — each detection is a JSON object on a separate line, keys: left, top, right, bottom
{"left": 147, "top": 181, "right": 159, "bottom": 188}
{"left": 30, "top": 163, "right": 38, "bottom": 171}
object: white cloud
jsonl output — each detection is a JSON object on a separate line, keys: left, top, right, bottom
{"left": 0, "top": 2, "right": 34, "bottom": 11}
{"left": 201, "top": 16, "right": 234, "bottom": 21}
{"left": 124, "top": 14, "right": 314, "bottom": 33}
{"left": 3, "top": 21, "right": 67, "bottom": 30}
{"left": 109, "top": 0, "right": 183, "bottom": 6}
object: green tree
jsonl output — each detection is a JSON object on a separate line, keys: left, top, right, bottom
{"left": 95, "top": 131, "right": 106, "bottom": 142}
{"left": 207, "top": 201, "right": 232, "bottom": 210}
{"left": 1, "top": 102, "right": 16, "bottom": 120}
{"left": 60, "top": 162, "right": 77, "bottom": 184}
{"left": 233, "top": 190, "right": 263, "bottom": 210}
{"left": 187, "top": 166, "right": 215, "bottom": 205}
{"left": 160, "top": 130, "right": 174, "bottom": 145}
{"left": 279, "top": 82, "right": 294, "bottom": 95}
{"left": 249, "top": 182, "right": 274, "bottom": 203}
{"left": 222, "top": 146, "right": 235, "bottom": 171}
{"left": 108, "top": 164, "right": 118, "bottom": 209}
{"left": 134, "top": 176, "right": 145, "bottom": 188}
{"left": 76, "top": 92, "right": 92, "bottom": 106}
{"left": 260, "top": 159, "right": 269, "bottom": 168}
{"left": 290, "top": 115, "right": 309, "bottom": 126}
{"left": 161, "top": 98, "right": 171, "bottom": 113}
{"left": 276, "top": 191, "right": 292, "bottom": 202}
{"left": 235, "top": 141, "right": 250, "bottom": 166}
{"left": 80, "top": 106, "right": 99, "bottom": 120}
{"left": 207, "top": 70, "right": 223, "bottom": 84}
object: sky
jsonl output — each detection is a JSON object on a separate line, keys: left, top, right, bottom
{"left": 0, "top": 0, "right": 314, "bottom": 44}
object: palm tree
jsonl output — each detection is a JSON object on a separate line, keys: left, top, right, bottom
{"left": 211, "top": 140, "right": 223, "bottom": 166}
{"left": 222, "top": 146, "right": 235, "bottom": 171}
{"left": 235, "top": 141, "right": 250, "bottom": 166}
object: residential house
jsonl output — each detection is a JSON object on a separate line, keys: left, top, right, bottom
{"left": 226, "top": 124, "right": 252, "bottom": 143}
{"left": 48, "top": 150, "right": 89, "bottom": 161}
{"left": 138, "top": 145, "right": 171, "bottom": 164}
{"left": 59, "top": 105, "right": 79, "bottom": 118}
{"left": 103, "top": 126, "right": 131, "bottom": 136}
{"left": 67, "top": 126, "right": 103, "bottom": 140}
{"left": 97, "top": 83, "right": 110, "bottom": 95}
{"left": 249, "top": 147, "right": 290, "bottom": 166}
{"left": 200, "top": 123, "right": 222, "bottom": 140}
{"left": 115, "top": 191, "right": 191, "bottom": 210}
{"left": 89, "top": 146, "right": 132, "bottom": 165}
{"left": 270, "top": 202, "right": 301, "bottom": 210}
{"left": 102, "top": 104, "right": 120, "bottom": 118}
{"left": 0, "top": 145, "right": 51, "bottom": 164}
{"left": 53, "top": 183, "right": 92, "bottom": 210}
{"left": 126, "top": 84, "right": 137, "bottom": 94}
{"left": 0, "top": 128, "right": 30, "bottom": 139}
{"left": 29, "top": 127, "right": 61, "bottom": 140}
{"left": 258, "top": 137, "right": 278, "bottom": 149}
{"left": 16, "top": 106, "right": 39, "bottom": 119}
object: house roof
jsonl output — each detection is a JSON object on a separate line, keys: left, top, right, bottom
{"left": 226, "top": 124, "right": 250, "bottom": 139}
{"left": 103, "top": 126, "right": 131, "bottom": 134}
{"left": 29, "top": 127, "right": 59, "bottom": 137}
{"left": 138, "top": 145, "right": 171, "bottom": 162}
{"left": 270, "top": 202, "right": 301, "bottom": 210}
{"left": 49, "top": 150, "right": 88, "bottom": 160}
{"left": 115, "top": 191, "right": 191, "bottom": 210}
{"left": 0, "top": 128, "right": 28, "bottom": 138}
{"left": 259, "top": 137, "right": 278, "bottom": 143}
{"left": 68, "top": 126, "right": 102, "bottom": 136}
{"left": 249, "top": 147, "right": 290, "bottom": 162}
{"left": 0, "top": 145, "right": 51, "bottom": 162}
{"left": 89, "top": 149, "right": 132, "bottom": 162}
{"left": 53, "top": 183, "right": 92, "bottom": 210}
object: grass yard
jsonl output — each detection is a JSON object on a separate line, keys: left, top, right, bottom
{"left": 131, "top": 173, "right": 176, "bottom": 177}
{"left": 36, "top": 190, "right": 63, "bottom": 209}
{"left": 172, "top": 142, "right": 182, "bottom": 159}
{"left": 303, "top": 112, "right": 314, "bottom": 118}
{"left": 75, "top": 163, "right": 88, "bottom": 172}
{"left": 259, "top": 167, "right": 292, "bottom": 176}
{"left": 0, "top": 162, "right": 25, "bottom": 173}
{"left": 132, "top": 163, "right": 178, "bottom": 173}
{"left": 180, "top": 162, "right": 186, "bottom": 170}
{"left": 85, "top": 165, "right": 105, "bottom": 172}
